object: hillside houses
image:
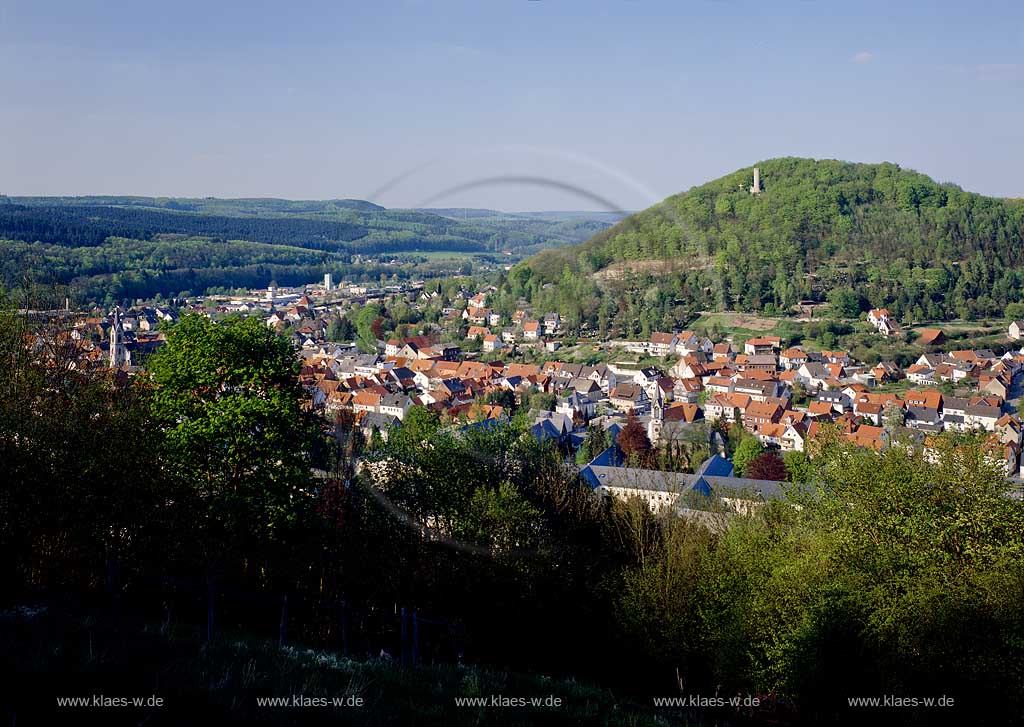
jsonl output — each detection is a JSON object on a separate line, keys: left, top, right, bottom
{"left": 743, "top": 336, "right": 782, "bottom": 355}
{"left": 608, "top": 383, "right": 649, "bottom": 413}
{"left": 643, "top": 331, "right": 712, "bottom": 357}
{"left": 134, "top": 285, "right": 1024, "bottom": 487}
{"left": 648, "top": 332, "right": 678, "bottom": 357}
{"left": 867, "top": 308, "right": 899, "bottom": 336}
{"left": 60, "top": 276, "right": 1024, "bottom": 530}
{"left": 259, "top": 297, "right": 1023, "bottom": 477}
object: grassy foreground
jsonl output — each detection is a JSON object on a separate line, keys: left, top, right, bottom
{"left": 1, "top": 605, "right": 679, "bottom": 726}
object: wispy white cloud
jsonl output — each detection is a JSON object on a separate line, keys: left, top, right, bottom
{"left": 851, "top": 51, "right": 877, "bottom": 64}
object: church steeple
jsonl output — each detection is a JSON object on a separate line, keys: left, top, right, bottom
{"left": 109, "top": 307, "right": 127, "bottom": 369}
{"left": 648, "top": 385, "right": 665, "bottom": 445}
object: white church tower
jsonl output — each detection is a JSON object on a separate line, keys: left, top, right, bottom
{"left": 109, "top": 308, "right": 128, "bottom": 369}
{"left": 647, "top": 386, "right": 665, "bottom": 444}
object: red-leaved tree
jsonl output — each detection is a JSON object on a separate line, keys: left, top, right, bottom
{"left": 617, "top": 414, "right": 653, "bottom": 466}
{"left": 744, "top": 451, "right": 788, "bottom": 481}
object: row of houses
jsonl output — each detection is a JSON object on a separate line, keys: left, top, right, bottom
{"left": 90, "top": 290, "right": 1024, "bottom": 499}
{"left": 307, "top": 315, "right": 1024, "bottom": 485}
{"left": 871, "top": 309, "right": 1024, "bottom": 346}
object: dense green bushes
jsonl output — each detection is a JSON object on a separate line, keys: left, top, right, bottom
{"left": 612, "top": 429, "right": 1024, "bottom": 722}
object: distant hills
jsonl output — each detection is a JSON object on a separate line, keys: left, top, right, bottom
{"left": 512, "top": 158, "right": 1024, "bottom": 332}
{"left": 2, "top": 196, "right": 386, "bottom": 215}
{"left": 411, "top": 208, "right": 629, "bottom": 224}
{"left": 0, "top": 196, "right": 613, "bottom": 302}
{"left": 0, "top": 196, "right": 612, "bottom": 254}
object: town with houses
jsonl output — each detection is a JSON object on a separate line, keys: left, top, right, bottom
{"left": 60, "top": 275, "right": 1024, "bottom": 515}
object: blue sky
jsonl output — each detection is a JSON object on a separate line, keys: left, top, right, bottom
{"left": 2, "top": 0, "right": 1023, "bottom": 210}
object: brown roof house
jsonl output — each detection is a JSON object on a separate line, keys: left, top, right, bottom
{"left": 917, "top": 328, "right": 946, "bottom": 346}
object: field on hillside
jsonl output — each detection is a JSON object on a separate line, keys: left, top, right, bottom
{"left": 692, "top": 312, "right": 781, "bottom": 334}
{"left": 592, "top": 257, "right": 713, "bottom": 282}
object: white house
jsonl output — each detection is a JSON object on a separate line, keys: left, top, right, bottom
{"left": 556, "top": 391, "right": 597, "bottom": 420}
{"left": 482, "top": 334, "right": 504, "bottom": 353}
{"left": 379, "top": 393, "right": 412, "bottom": 420}
{"left": 649, "top": 332, "right": 678, "bottom": 357}
{"left": 867, "top": 308, "right": 890, "bottom": 328}
{"left": 964, "top": 404, "right": 1001, "bottom": 432}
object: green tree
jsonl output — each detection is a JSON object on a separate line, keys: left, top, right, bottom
{"left": 732, "top": 436, "right": 764, "bottom": 476}
{"left": 458, "top": 480, "right": 542, "bottom": 553}
{"left": 484, "top": 388, "right": 517, "bottom": 412}
{"left": 352, "top": 304, "right": 384, "bottom": 352}
{"left": 781, "top": 450, "right": 813, "bottom": 483}
{"left": 577, "top": 424, "right": 611, "bottom": 464}
{"left": 790, "top": 380, "right": 808, "bottom": 406}
{"left": 525, "top": 390, "right": 556, "bottom": 412}
{"left": 327, "top": 315, "right": 355, "bottom": 342}
{"left": 0, "top": 290, "right": 173, "bottom": 591}
{"left": 148, "top": 314, "right": 316, "bottom": 580}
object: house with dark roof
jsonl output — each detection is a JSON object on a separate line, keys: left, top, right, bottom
{"left": 797, "top": 362, "right": 832, "bottom": 388}
{"left": 734, "top": 378, "right": 783, "bottom": 401}
{"left": 608, "top": 383, "right": 649, "bottom": 413}
{"left": 557, "top": 391, "right": 597, "bottom": 420}
{"left": 582, "top": 453, "right": 798, "bottom": 515}
{"left": 379, "top": 392, "right": 412, "bottom": 420}
{"left": 905, "top": 406, "right": 941, "bottom": 430}
{"left": 360, "top": 412, "right": 400, "bottom": 442}
{"left": 965, "top": 404, "right": 1001, "bottom": 431}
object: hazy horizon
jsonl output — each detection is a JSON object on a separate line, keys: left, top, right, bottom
{"left": 3, "top": 0, "right": 1023, "bottom": 209}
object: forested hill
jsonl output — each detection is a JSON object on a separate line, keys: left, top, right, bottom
{"left": 511, "top": 158, "right": 1024, "bottom": 331}
{"left": 3, "top": 196, "right": 386, "bottom": 215}
{"left": 0, "top": 196, "right": 611, "bottom": 303}
{"left": 0, "top": 196, "right": 609, "bottom": 254}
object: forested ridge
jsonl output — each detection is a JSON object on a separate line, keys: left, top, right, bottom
{"left": 0, "top": 204, "right": 367, "bottom": 250}
{"left": 0, "top": 196, "right": 609, "bottom": 302}
{"left": 512, "top": 158, "right": 1024, "bottom": 333}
